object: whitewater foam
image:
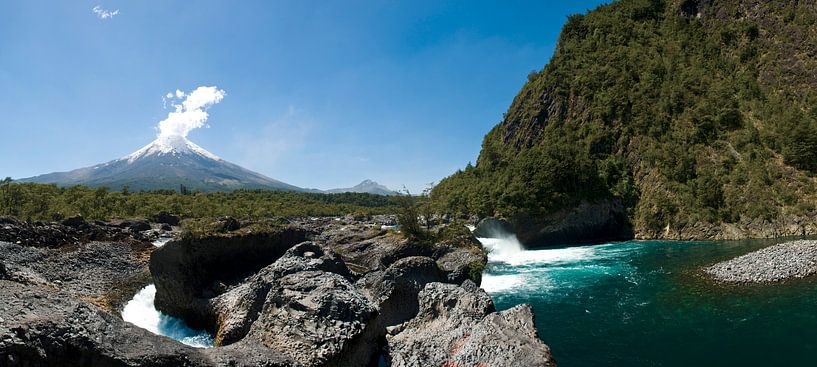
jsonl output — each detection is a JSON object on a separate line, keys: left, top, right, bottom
{"left": 152, "top": 238, "right": 172, "bottom": 247}
{"left": 476, "top": 233, "right": 642, "bottom": 296}
{"left": 481, "top": 273, "right": 526, "bottom": 293}
{"left": 478, "top": 235, "right": 600, "bottom": 266}
{"left": 121, "top": 285, "right": 214, "bottom": 348}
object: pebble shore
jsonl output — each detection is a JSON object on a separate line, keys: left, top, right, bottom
{"left": 704, "top": 240, "right": 817, "bottom": 283}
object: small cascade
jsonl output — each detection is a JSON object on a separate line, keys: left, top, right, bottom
{"left": 121, "top": 285, "right": 214, "bottom": 348}
{"left": 152, "top": 237, "right": 172, "bottom": 247}
{"left": 477, "top": 234, "right": 598, "bottom": 266}
{"left": 475, "top": 230, "right": 632, "bottom": 295}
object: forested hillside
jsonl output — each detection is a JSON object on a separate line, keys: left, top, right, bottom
{"left": 433, "top": 0, "right": 817, "bottom": 244}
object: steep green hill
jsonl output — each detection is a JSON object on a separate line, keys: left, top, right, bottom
{"left": 433, "top": 0, "right": 817, "bottom": 245}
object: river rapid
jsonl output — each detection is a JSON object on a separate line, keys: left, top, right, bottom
{"left": 478, "top": 234, "right": 817, "bottom": 366}
{"left": 121, "top": 238, "right": 214, "bottom": 348}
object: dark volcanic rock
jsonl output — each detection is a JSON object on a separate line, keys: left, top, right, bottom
{"left": 61, "top": 215, "right": 88, "bottom": 228}
{"left": 0, "top": 280, "right": 296, "bottom": 367}
{"left": 152, "top": 212, "right": 181, "bottom": 226}
{"left": 310, "top": 219, "right": 486, "bottom": 286}
{"left": 166, "top": 241, "right": 380, "bottom": 367}
{"left": 435, "top": 244, "right": 487, "bottom": 285}
{"left": 0, "top": 217, "right": 132, "bottom": 248}
{"left": 513, "top": 199, "right": 633, "bottom": 247}
{"left": 0, "top": 240, "right": 153, "bottom": 312}
{"left": 150, "top": 226, "right": 309, "bottom": 328}
{"left": 473, "top": 217, "right": 515, "bottom": 238}
{"left": 387, "top": 281, "right": 556, "bottom": 367}
{"left": 211, "top": 242, "right": 353, "bottom": 345}
{"left": 357, "top": 256, "right": 447, "bottom": 328}
{"left": 128, "top": 220, "right": 152, "bottom": 232}
{"left": 246, "top": 269, "right": 378, "bottom": 367}
{"left": 1, "top": 216, "right": 537, "bottom": 367}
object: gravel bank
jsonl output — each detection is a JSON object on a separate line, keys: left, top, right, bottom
{"left": 704, "top": 240, "right": 817, "bottom": 283}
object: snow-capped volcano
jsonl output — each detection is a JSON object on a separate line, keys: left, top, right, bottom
{"left": 124, "top": 135, "right": 222, "bottom": 163}
{"left": 20, "top": 135, "right": 305, "bottom": 192}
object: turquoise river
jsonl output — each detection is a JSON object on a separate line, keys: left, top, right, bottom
{"left": 478, "top": 234, "right": 817, "bottom": 366}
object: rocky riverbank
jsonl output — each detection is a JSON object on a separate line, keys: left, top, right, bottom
{"left": 703, "top": 240, "right": 817, "bottom": 283}
{"left": 0, "top": 215, "right": 555, "bottom": 366}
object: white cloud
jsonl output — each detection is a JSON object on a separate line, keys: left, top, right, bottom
{"left": 92, "top": 5, "right": 120, "bottom": 20}
{"left": 157, "top": 86, "right": 226, "bottom": 138}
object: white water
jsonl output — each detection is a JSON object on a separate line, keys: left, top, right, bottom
{"left": 121, "top": 285, "right": 214, "bottom": 348}
{"left": 478, "top": 235, "right": 600, "bottom": 266}
{"left": 477, "top": 233, "right": 639, "bottom": 295}
{"left": 152, "top": 238, "right": 172, "bottom": 247}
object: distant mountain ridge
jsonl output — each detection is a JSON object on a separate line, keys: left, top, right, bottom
{"left": 20, "top": 135, "right": 304, "bottom": 192}
{"left": 325, "top": 179, "right": 398, "bottom": 196}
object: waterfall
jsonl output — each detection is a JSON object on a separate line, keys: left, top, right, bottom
{"left": 121, "top": 285, "right": 214, "bottom": 348}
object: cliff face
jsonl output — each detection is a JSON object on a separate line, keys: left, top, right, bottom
{"left": 433, "top": 0, "right": 817, "bottom": 245}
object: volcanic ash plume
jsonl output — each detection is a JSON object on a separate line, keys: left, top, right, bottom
{"left": 157, "top": 86, "right": 226, "bottom": 138}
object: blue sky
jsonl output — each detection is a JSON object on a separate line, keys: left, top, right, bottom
{"left": 0, "top": 0, "right": 607, "bottom": 192}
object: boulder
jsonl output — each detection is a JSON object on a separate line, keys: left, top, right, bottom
{"left": 212, "top": 242, "right": 353, "bottom": 345}
{"left": 387, "top": 281, "right": 556, "bottom": 367}
{"left": 473, "top": 217, "right": 515, "bottom": 238}
{"left": 201, "top": 242, "right": 380, "bottom": 366}
{"left": 357, "top": 256, "right": 447, "bottom": 328}
{"left": 435, "top": 247, "right": 486, "bottom": 285}
{"left": 153, "top": 212, "right": 181, "bottom": 226}
{"left": 245, "top": 270, "right": 378, "bottom": 367}
{"left": 128, "top": 220, "right": 152, "bottom": 232}
{"left": 150, "top": 226, "right": 309, "bottom": 328}
{"left": 61, "top": 215, "right": 87, "bottom": 228}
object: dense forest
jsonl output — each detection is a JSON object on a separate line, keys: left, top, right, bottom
{"left": 0, "top": 178, "right": 399, "bottom": 221}
{"left": 432, "top": 0, "right": 817, "bottom": 239}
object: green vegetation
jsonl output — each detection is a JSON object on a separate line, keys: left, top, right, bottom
{"left": 0, "top": 180, "right": 399, "bottom": 222}
{"left": 395, "top": 193, "right": 424, "bottom": 241}
{"left": 179, "top": 217, "right": 290, "bottom": 239}
{"left": 432, "top": 0, "right": 817, "bottom": 236}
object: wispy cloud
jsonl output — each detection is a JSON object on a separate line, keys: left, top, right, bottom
{"left": 158, "top": 86, "right": 227, "bottom": 138}
{"left": 235, "top": 106, "right": 314, "bottom": 168}
{"left": 92, "top": 5, "right": 120, "bottom": 20}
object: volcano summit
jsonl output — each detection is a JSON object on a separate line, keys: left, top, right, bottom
{"left": 21, "top": 135, "right": 304, "bottom": 192}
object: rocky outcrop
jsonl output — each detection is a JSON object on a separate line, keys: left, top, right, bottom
{"left": 152, "top": 212, "right": 181, "bottom": 227}
{"left": 510, "top": 199, "right": 633, "bottom": 247}
{"left": 637, "top": 215, "right": 817, "bottom": 242}
{"left": 0, "top": 239, "right": 153, "bottom": 312}
{"left": 0, "top": 280, "right": 296, "bottom": 366}
{"left": 0, "top": 216, "right": 135, "bottom": 248}
{"left": 473, "top": 217, "right": 515, "bottom": 239}
{"left": 1, "top": 216, "right": 549, "bottom": 367}
{"left": 243, "top": 265, "right": 378, "bottom": 367}
{"left": 704, "top": 240, "right": 817, "bottom": 283}
{"left": 149, "top": 225, "right": 309, "bottom": 328}
{"left": 357, "top": 256, "right": 447, "bottom": 328}
{"left": 154, "top": 241, "right": 381, "bottom": 366}
{"left": 309, "top": 219, "right": 486, "bottom": 284}
{"left": 386, "top": 281, "right": 555, "bottom": 367}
